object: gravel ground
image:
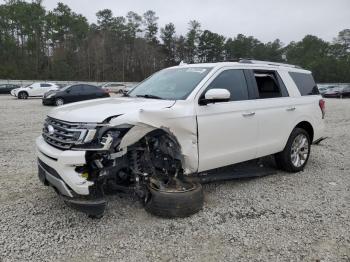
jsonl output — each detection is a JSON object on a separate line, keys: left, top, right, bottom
{"left": 0, "top": 95, "right": 349, "bottom": 262}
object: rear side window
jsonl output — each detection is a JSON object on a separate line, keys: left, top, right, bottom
{"left": 206, "top": 69, "right": 249, "bottom": 101}
{"left": 289, "top": 72, "right": 319, "bottom": 96}
{"left": 41, "top": 83, "right": 51, "bottom": 87}
{"left": 83, "top": 85, "right": 98, "bottom": 92}
{"left": 253, "top": 70, "right": 288, "bottom": 99}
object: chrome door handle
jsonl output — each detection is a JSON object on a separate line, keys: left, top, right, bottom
{"left": 286, "top": 107, "right": 296, "bottom": 111}
{"left": 242, "top": 112, "right": 256, "bottom": 117}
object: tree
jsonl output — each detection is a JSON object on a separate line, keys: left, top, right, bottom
{"left": 335, "top": 29, "right": 350, "bottom": 50}
{"left": 96, "top": 9, "right": 114, "bottom": 30}
{"left": 198, "top": 30, "right": 225, "bottom": 62}
{"left": 160, "top": 23, "right": 176, "bottom": 65}
{"left": 186, "top": 20, "right": 201, "bottom": 63}
{"left": 285, "top": 35, "right": 350, "bottom": 82}
{"left": 175, "top": 35, "right": 186, "bottom": 63}
{"left": 143, "top": 10, "right": 159, "bottom": 44}
{"left": 126, "top": 11, "right": 142, "bottom": 38}
{"left": 0, "top": 1, "right": 349, "bottom": 83}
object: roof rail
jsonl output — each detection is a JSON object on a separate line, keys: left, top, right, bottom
{"left": 239, "top": 59, "right": 302, "bottom": 69}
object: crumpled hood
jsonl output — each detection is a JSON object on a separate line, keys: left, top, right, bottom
{"left": 48, "top": 97, "right": 176, "bottom": 123}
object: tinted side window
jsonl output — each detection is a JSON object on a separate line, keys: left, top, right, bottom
{"left": 289, "top": 72, "right": 319, "bottom": 96}
{"left": 70, "top": 85, "right": 83, "bottom": 93}
{"left": 206, "top": 70, "right": 249, "bottom": 101}
{"left": 41, "top": 83, "right": 51, "bottom": 87}
{"left": 82, "top": 85, "right": 98, "bottom": 92}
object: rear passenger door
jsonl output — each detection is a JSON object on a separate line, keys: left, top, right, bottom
{"left": 246, "top": 69, "right": 296, "bottom": 157}
{"left": 196, "top": 68, "right": 259, "bottom": 172}
{"left": 82, "top": 85, "right": 99, "bottom": 100}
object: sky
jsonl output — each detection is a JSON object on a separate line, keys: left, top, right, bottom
{"left": 5, "top": 0, "right": 350, "bottom": 44}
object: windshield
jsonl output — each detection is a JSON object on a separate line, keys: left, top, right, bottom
{"left": 129, "top": 67, "right": 212, "bottom": 100}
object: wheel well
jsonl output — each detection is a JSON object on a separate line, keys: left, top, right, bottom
{"left": 295, "top": 121, "right": 314, "bottom": 142}
{"left": 18, "top": 91, "right": 28, "bottom": 95}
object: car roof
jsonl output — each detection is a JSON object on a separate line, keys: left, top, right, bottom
{"left": 171, "top": 61, "right": 311, "bottom": 74}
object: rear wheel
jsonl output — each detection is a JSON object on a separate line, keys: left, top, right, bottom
{"left": 55, "top": 98, "right": 64, "bottom": 106}
{"left": 18, "top": 92, "right": 28, "bottom": 99}
{"left": 145, "top": 178, "right": 204, "bottom": 218}
{"left": 275, "top": 128, "right": 311, "bottom": 172}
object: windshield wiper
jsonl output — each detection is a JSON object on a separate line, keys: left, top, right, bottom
{"left": 136, "top": 94, "right": 163, "bottom": 99}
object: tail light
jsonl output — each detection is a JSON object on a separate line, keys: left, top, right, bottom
{"left": 319, "top": 99, "right": 325, "bottom": 119}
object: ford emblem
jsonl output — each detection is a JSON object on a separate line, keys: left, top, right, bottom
{"left": 47, "top": 125, "right": 55, "bottom": 135}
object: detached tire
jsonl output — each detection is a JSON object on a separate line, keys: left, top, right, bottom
{"left": 145, "top": 181, "right": 204, "bottom": 218}
{"left": 275, "top": 128, "right": 311, "bottom": 173}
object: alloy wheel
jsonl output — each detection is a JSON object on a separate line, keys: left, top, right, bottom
{"left": 290, "top": 134, "right": 309, "bottom": 168}
{"left": 55, "top": 98, "right": 64, "bottom": 106}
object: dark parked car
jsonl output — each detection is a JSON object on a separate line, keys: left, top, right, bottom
{"left": 323, "top": 86, "right": 350, "bottom": 98}
{"left": 42, "top": 84, "right": 110, "bottom": 106}
{"left": 0, "top": 84, "right": 20, "bottom": 94}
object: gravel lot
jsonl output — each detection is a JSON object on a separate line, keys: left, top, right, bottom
{"left": 0, "top": 95, "right": 349, "bottom": 262}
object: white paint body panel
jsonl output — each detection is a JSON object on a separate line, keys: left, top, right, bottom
{"left": 36, "top": 136, "right": 92, "bottom": 195}
{"left": 36, "top": 61, "right": 325, "bottom": 196}
{"left": 14, "top": 82, "right": 59, "bottom": 97}
{"left": 196, "top": 100, "right": 259, "bottom": 171}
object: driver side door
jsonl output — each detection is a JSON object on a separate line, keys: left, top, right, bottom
{"left": 196, "top": 68, "right": 259, "bottom": 172}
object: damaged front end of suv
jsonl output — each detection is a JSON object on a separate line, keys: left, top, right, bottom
{"left": 36, "top": 105, "right": 203, "bottom": 218}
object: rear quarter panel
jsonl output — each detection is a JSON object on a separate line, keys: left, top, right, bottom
{"left": 279, "top": 69, "right": 325, "bottom": 144}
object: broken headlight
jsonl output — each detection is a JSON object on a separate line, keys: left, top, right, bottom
{"left": 71, "top": 125, "right": 132, "bottom": 151}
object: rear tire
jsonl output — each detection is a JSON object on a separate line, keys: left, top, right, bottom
{"left": 275, "top": 128, "right": 311, "bottom": 173}
{"left": 145, "top": 180, "right": 204, "bottom": 218}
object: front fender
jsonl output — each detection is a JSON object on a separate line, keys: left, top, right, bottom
{"left": 109, "top": 107, "right": 198, "bottom": 174}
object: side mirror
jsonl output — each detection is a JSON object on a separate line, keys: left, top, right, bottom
{"left": 200, "top": 89, "right": 231, "bottom": 105}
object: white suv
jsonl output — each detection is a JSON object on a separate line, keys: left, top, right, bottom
{"left": 12, "top": 82, "right": 59, "bottom": 99}
{"left": 36, "top": 60, "right": 325, "bottom": 218}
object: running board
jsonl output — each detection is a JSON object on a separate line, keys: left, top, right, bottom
{"left": 191, "top": 157, "right": 277, "bottom": 184}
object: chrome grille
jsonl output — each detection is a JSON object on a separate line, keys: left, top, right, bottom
{"left": 42, "top": 117, "right": 88, "bottom": 150}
